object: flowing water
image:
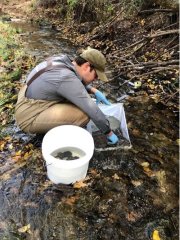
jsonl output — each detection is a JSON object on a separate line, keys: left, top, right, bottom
{"left": 0, "top": 18, "right": 179, "bottom": 240}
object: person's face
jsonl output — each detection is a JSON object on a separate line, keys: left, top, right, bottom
{"left": 81, "top": 62, "right": 98, "bottom": 85}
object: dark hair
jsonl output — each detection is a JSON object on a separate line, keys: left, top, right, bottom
{"left": 74, "top": 56, "right": 87, "bottom": 66}
{"left": 74, "top": 56, "right": 94, "bottom": 71}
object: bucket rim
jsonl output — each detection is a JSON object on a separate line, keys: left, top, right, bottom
{"left": 43, "top": 152, "right": 93, "bottom": 169}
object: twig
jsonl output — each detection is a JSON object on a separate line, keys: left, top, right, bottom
{"left": 164, "top": 90, "right": 179, "bottom": 103}
{"left": 148, "top": 29, "right": 179, "bottom": 38}
{"left": 78, "top": 1, "right": 87, "bottom": 24}
{"left": 168, "top": 43, "right": 179, "bottom": 52}
{"left": 130, "top": 66, "right": 179, "bottom": 80}
{"left": 122, "top": 38, "right": 146, "bottom": 51}
{"left": 84, "top": 9, "right": 125, "bottom": 43}
{"left": 139, "top": 9, "right": 178, "bottom": 15}
{"left": 151, "top": 65, "right": 179, "bottom": 70}
{"left": 162, "top": 22, "right": 178, "bottom": 31}
{"left": 123, "top": 42, "right": 148, "bottom": 57}
{"left": 119, "top": 60, "right": 179, "bottom": 69}
{"left": 117, "top": 29, "right": 179, "bottom": 53}
{"left": 158, "top": 80, "right": 165, "bottom": 93}
{"left": 163, "top": 36, "right": 178, "bottom": 49}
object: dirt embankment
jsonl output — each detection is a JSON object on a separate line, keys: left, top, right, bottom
{"left": 1, "top": 0, "right": 32, "bottom": 18}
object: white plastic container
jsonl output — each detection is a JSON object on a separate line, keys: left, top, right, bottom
{"left": 42, "top": 125, "right": 94, "bottom": 184}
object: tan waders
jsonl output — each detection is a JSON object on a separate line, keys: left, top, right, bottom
{"left": 15, "top": 85, "right": 89, "bottom": 134}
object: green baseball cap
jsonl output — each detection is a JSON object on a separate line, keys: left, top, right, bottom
{"left": 80, "top": 47, "right": 108, "bottom": 82}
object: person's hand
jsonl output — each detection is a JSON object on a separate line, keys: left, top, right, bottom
{"left": 106, "top": 131, "right": 119, "bottom": 145}
{"left": 94, "top": 90, "right": 111, "bottom": 105}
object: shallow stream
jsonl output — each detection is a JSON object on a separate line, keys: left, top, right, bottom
{"left": 0, "top": 18, "right": 179, "bottom": 240}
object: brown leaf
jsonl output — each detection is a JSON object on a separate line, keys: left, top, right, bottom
{"left": 89, "top": 168, "right": 98, "bottom": 176}
{"left": 63, "top": 196, "right": 79, "bottom": 206}
{"left": 141, "top": 162, "right": 150, "bottom": 168}
{"left": 131, "top": 180, "right": 143, "bottom": 187}
{"left": 73, "top": 180, "right": 88, "bottom": 189}
{"left": 18, "top": 224, "right": 31, "bottom": 233}
{"left": 12, "top": 155, "right": 21, "bottom": 162}
{"left": 112, "top": 173, "right": 120, "bottom": 180}
{"left": 132, "top": 128, "right": 141, "bottom": 137}
{"left": 126, "top": 211, "right": 141, "bottom": 222}
{"left": 143, "top": 167, "right": 155, "bottom": 177}
{"left": 0, "top": 141, "right": 5, "bottom": 151}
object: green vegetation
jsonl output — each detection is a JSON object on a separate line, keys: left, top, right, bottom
{"left": 0, "top": 22, "right": 35, "bottom": 131}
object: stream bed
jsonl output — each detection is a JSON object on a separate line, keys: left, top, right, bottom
{"left": 0, "top": 19, "right": 179, "bottom": 240}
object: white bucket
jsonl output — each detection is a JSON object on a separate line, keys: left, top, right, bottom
{"left": 42, "top": 125, "right": 94, "bottom": 184}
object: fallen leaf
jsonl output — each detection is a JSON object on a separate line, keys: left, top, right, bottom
{"left": 140, "top": 19, "right": 145, "bottom": 26}
{"left": 143, "top": 167, "right": 155, "bottom": 177}
{"left": 112, "top": 173, "right": 120, "bottom": 180}
{"left": 8, "top": 143, "right": 13, "bottom": 150}
{"left": 141, "top": 162, "right": 150, "bottom": 168}
{"left": 73, "top": 180, "right": 88, "bottom": 189}
{"left": 0, "top": 142, "right": 5, "bottom": 151}
{"left": 2, "top": 119, "right": 7, "bottom": 125}
{"left": 126, "top": 211, "right": 141, "bottom": 222}
{"left": 18, "top": 224, "right": 31, "bottom": 233}
{"left": 152, "top": 230, "right": 161, "bottom": 240}
{"left": 134, "top": 81, "right": 142, "bottom": 89}
{"left": 131, "top": 180, "right": 143, "bottom": 187}
{"left": 89, "top": 168, "right": 98, "bottom": 175}
{"left": 5, "top": 103, "right": 13, "bottom": 109}
{"left": 63, "top": 196, "right": 79, "bottom": 205}
{"left": 4, "top": 136, "right": 12, "bottom": 141}
{"left": 23, "top": 152, "right": 31, "bottom": 160}
{"left": 12, "top": 155, "right": 21, "bottom": 162}
{"left": 15, "top": 150, "right": 22, "bottom": 156}
{"left": 132, "top": 129, "right": 141, "bottom": 137}
{"left": 1, "top": 172, "right": 11, "bottom": 181}
{"left": 149, "top": 84, "right": 155, "bottom": 90}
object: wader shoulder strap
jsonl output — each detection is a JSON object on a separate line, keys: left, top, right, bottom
{"left": 26, "top": 58, "right": 63, "bottom": 87}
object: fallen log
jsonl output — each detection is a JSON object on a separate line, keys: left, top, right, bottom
{"left": 119, "top": 60, "right": 179, "bottom": 69}
{"left": 121, "top": 29, "right": 179, "bottom": 52}
{"left": 130, "top": 65, "right": 179, "bottom": 80}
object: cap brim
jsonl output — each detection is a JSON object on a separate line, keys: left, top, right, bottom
{"left": 95, "top": 69, "right": 108, "bottom": 82}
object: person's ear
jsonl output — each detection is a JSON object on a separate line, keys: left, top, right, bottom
{"left": 83, "top": 62, "right": 90, "bottom": 71}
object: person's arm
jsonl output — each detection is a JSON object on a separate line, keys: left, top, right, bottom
{"left": 57, "top": 71, "right": 118, "bottom": 144}
{"left": 57, "top": 71, "right": 110, "bottom": 133}
{"left": 86, "top": 86, "right": 111, "bottom": 105}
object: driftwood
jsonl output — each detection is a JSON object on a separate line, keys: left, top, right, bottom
{"left": 84, "top": 9, "right": 125, "bottom": 43}
{"left": 165, "top": 90, "right": 179, "bottom": 103}
{"left": 119, "top": 60, "right": 179, "bottom": 69}
{"left": 123, "top": 29, "right": 179, "bottom": 51}
{"left": 139, "top": 9, "right": 178, "bottom": 15}
{"left": 162, "top": 22, "right": 178, "bottom": 31}
{"left": 130, "top": 66, "right": 179, "bottom": 80}
{"left": 148, "top": 29, "right": 179, "bottom": 38}
{"left": 163, "top": 36, "right": 178, "bottom": 49}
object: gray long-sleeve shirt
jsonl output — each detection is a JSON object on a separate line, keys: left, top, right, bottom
{"left": 25, "top": 55, "right": 111, "bottom": 134}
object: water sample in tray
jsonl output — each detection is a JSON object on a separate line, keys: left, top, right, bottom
{"left": 51, "top": 146, "right": 86, "bottom": 160}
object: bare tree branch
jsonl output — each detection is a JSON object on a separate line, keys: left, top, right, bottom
{"left": 139, "top": 9, "right": 178, "bottom": 15}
